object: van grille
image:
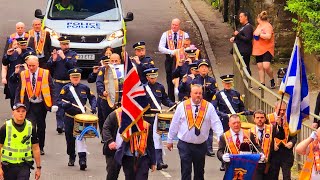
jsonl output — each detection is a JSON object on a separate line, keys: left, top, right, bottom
{"left": 60, "top": 34, "right": 105, "bottom": 43}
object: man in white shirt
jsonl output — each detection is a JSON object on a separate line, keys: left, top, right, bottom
{"left": 158, "top": 18, "right": 189, "bottom": 101}
{"left": 296, "top": 128, "right": 320, "bottom": 180}
{"left": 167, "top": 84, "right": 223, "bottom": 180}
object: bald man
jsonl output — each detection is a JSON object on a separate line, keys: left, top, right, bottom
{"left": 27, "top": 19, "right": 52, "bottom": 69}
{"left": 158, "top": 18, "right": 189, "bottom": 101}
{"left": 109, "top": 53, "right": 121, "bottom": 65}
{"left": 296, "top": 128, "right": 320, "bottom": 179}
{"left": 14, "top": 55, "right": 57, "bottom": 155}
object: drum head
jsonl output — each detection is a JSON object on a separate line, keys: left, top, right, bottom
{"left": 74, "top": 114, "right": 98, "bottom": 122}
{"left": 105, "top": 64, "right": 119, "bottom": 109}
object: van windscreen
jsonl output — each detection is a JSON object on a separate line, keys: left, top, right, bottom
{"left": 48, "top": 0, "right": 120, "bottom": 21}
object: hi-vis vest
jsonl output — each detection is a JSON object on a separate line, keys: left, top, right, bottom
{"left": 250, "top": 124, "right": 273, "bottom": 162}
{"left": 2, "top": 119, "right": 33, "bottom": 164}
{"left": 28, "top": 29, "right": 47, "bottom": 55}
{"left": 166, "top": 30, "right": 185, "bottom": 50}
{"left": 55, "top": 3, "right": 74, "bottom": 11}
{"left": 19, "top": 69, "right": 52, "bottom": 107}
{"left": 299, "top": 141, "right": 320, "bottom": 180}
{"left": 224, "top": 129, "right": 250, "bottom": 154}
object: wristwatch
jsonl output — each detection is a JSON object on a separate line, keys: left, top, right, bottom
{"left": 36, "top": 166, "right": 42, "bottom": 169}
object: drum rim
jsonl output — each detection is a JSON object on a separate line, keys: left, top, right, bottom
{"left": 74, "top": 114, "right": 99, "bottom": 122}
{"left": 104, "top": 64, "right": 119, "bottom": 109}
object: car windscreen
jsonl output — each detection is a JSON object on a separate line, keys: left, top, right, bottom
{"left": 48, "top": 0, "right": 120, "bottom": 21}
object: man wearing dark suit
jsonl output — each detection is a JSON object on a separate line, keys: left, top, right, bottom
{"left": 217, "top": 114, "right": 264, "bottom": 177}
{"left": 14, "top": 55, "right": 57, "bottom": 155}
{"left": 27, "top": 19, "right": 52, "bottom": 69}
{"left": 103, "top": 108, "right": 122, "bottom": 180}
{"left": 114, "top": 121, "right": 156, "bottom": 180}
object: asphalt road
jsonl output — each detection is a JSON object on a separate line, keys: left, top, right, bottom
{"left": 0, "top": 0, "right": 225, "bottom": 179}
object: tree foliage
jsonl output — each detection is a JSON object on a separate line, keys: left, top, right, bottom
{"left": 285, "top": 0, "right": 320, "bottom": 53}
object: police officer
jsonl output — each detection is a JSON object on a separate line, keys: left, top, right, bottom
{"left": 3, "top": 38, "right": 33, "bottom": 108}
{"left": 191, "top": 59, "right": 218, "bottom": 157}
{"left": 212, "top": 74, "right": 251, "bottom": 170}
{"left": 178, "top": 62, "right": 199, "bottom": 101}
{"left": 143, "top": 68, "right": 175, "bottom": 170}
{"left": 47, "top": 36, "right": 77, "bottom": 134}
{"left": 53, "top": 0, "right": 74, "bottom": 11}
{"left": 58, "top": 68, "right": 97, "bottom": 170}
{"left": 0, "top": 103, "right": 41, "bottom": 180}
{"left": 130, "top": 41, "right": 155, "bottom": 84}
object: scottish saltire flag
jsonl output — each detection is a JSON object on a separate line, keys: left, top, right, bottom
{"left": 224, "top": 154, "right": 260, "bottom": 180}
{"left": 279, "top": 37, "right": 310, "bottom": 134}
{"left": 119, "top": 52, "right": 150, "bottom": 141}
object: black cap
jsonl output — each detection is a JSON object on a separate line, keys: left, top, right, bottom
{"left": 22, "top": 48, "right": 36, "bottom": 60}
{"left": 133, "top": 41, "right": 146, "bottom": 49}
{"left": 58, "top": 36, "right": 70, "bottom": 43}
{"left": 68, "top": 68, "right": 83, "bottom": 77}
{"left": 188, "top": 62, "right": 198, "bottom": 70}
{"left": 144, "top": 68, "right": 159, "bottom": 78}
{"left": 12, "top": 103, "right": 27, "bottom": 110}
{"left": 220, "top": 74, "right": 234, "bottom": 83}
{"left": 100, "top": 55, "right": 110, "bottom": 62}
{"left": 197, "top": 59, "right": 210, "bottom": 68}
{"left": 16, "top": 37, "right": 28, "bottom": 45}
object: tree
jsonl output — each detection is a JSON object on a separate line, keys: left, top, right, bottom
{"left": 285, "top": 0, "right": 320, "bottom": 53}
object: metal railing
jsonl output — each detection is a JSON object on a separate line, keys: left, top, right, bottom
{"left": 232, "top": 43, "right": 319, "bottom": 169}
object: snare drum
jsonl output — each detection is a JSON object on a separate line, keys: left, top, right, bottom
{"left": 241, "top": 122, "right": 255, "bottom": 129}
{"left": 104, "top": 64, "right": 124, "bottom": 109}
{"left": 73, "top": 114, "right": 98, "bottom": 138}
{"left": 157, "top": 113, "right": 174, "bottom": 134}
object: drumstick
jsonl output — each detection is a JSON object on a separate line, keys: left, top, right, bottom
{"left": 150, "top": 109, "right": 162, "bottom": 113}
{"left": 166, "top": 101, "right": 181, "bottom": 113}
{"left": 62, "top": 99, "right": 92, "bottom": 112}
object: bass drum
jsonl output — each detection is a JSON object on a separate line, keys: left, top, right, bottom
{"left": 104, "top": 64, "right": 124, "bottom": 109}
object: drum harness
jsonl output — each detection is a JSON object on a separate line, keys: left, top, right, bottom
{"left": 221, "top": 92, "right": 236, "bottom": 114}
{"left": 69, "top": 86, "right": 85, "bottom": 114}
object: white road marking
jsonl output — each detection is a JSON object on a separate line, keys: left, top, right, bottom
{"left": 160, "top": 170, "right": 172, "bottom": 178}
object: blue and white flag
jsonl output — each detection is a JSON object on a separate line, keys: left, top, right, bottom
{"left": 279, "top": 37, "right": 309, "bottom": 134}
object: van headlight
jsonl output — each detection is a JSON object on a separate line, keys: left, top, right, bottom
{"left": 107, "top": 29, "right": 124, "bottom": 41}
{"left": 45, "top": 27, "right": 60, "bottom": 39}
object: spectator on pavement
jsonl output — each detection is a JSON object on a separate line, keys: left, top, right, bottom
{"left": 252, "top": 11, "right": 275, "bottom": 89}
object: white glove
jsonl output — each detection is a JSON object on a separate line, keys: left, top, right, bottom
{"left": 222, "top": 153, "right": 230, "bottom": 162}
{"left": 51, "top": 105, "right": 58, "bottom": 113}
{"left": 259, "top": 153, "right": 266, "bottom": 163}
{"left": 309, "top": 131, "right": 317, "bottom": 140}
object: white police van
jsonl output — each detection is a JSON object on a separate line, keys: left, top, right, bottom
{"left": 35, "top": 0, "right": 133, "bottom": 69}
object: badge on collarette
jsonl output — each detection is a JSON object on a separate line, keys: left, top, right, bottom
{"left": 232, "top": 96, "right": 239, "bottom": 99}
{"left": 80, "top": 91, "right": 86, "bottom": 94}
{"left": 156, "top": 90, "right": 161, "bottom": 93}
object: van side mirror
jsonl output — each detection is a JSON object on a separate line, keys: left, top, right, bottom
{"left": 35, "top": 9, "right": 44, "bottom": 19}
{"left": 124, "top": 12, "right": 133, "bottom": 22}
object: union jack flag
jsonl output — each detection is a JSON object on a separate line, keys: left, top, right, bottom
{"left": 119, "top": 52, "right": 150, "bottom": 141}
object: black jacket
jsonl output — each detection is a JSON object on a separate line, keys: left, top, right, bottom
{"left": 234, "top": 23, "right": 253, "bottom": 55}
{"left": 102, "top": 109, "right": 119, "bottom": 156}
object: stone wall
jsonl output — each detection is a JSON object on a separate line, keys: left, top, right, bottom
{"left": 219, "top": 0, "right": 296, "bottom": 62}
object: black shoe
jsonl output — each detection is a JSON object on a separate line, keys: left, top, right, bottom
{"left": 40, "top": 150, "right": 45, "bottom": 155}
{"left": 156, "top": 164, "right": 163, "bottom": 170}
{"left": 270, "top": 79, "right": 276, "bottom": 89}
{"left": 160, "top": 163, "right": 168, "bottom": 169}
{"left": 68, "top": 158, "right": 75, "bottom": 166}
{"left": 206, "top": 151, "right": 215, "bottom": 157}
{"left": 220, "top": 166, "right": 225, "bottom": 171}
{"left": 79, "top": 161, "right": 87, "bottom": 171}
{"left": 57, "top": 127, "right": 63, "bottom": 134}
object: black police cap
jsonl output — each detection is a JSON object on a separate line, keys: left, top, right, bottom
{"left": 68, "top": 68, "right": 83, "bottom": 76}
{"left": 220, "top": 74, "right": 234, "bottom": 83}
{"left": 133, "top": 41, "right": 146, "bottom": 49}
{"left": 12, "top": 103, "right": 27, "bottom": 110}
{"left": 58, "top": 36, "right": 70, "bottom": 43}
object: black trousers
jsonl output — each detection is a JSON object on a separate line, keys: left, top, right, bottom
{"left": 165, "top": 57, "right": 175, "bottom": 102}
{"left": 177, "top": 140, "right": 207, "bottom": 180}
{"left": 241, "top": 52, "right": 251, "bottom": 75}
{"left": 26, "top": 102, "right": 47, "bottom": 150}
{"left": 269, "top": 156, "right": 294, "bottom": 180}
{"left": 105, "top": 155, "right": 121, "bottom": 180}
{"left": 254, "top": 163, "right": 270, "bottom": 180}
{"left": 65, "top": 116, "right": 76, "bottom": 157}
{"left": 122, "top": 155, "right": 150, "bottom": 180}
{"left": 2, "top": 163, "right": 30, "bottom": 180}
{"left": 100, "top": 99, "right": 114, "bottom": 135}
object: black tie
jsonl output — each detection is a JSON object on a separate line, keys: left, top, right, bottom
{"left": 36, "top": 32, "right": 40, "bottom": 44}
{"left": 173, "top": 32, "right": 177, "bottom": 49}
{"left": 258, "top": 129, "right": 264, "bottom": 145}
{"left": 32, "top": 73, "right": 36, "bottom": 90}
{"left": 194, "top": 105, "right": 200, "bottom": 136}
